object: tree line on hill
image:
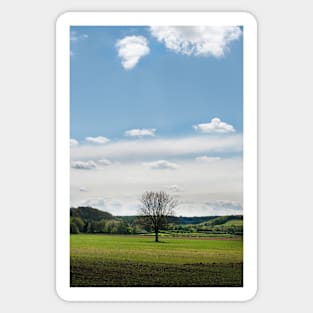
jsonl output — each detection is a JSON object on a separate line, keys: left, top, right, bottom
{"left": 70, "top": 207, "right": 135, "bottom": 234}
{"left": 70, "top": 206, "right": 243, "bottom": 236}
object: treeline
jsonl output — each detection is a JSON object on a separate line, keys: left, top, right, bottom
{"left": 70, "top": 207, "right": 144, "bottom": 234}
{"left": 70, "top": 206, "right": 243, "bottom": 236}
{"left": 202, "top": 215, "right": 243, "bottom": 226}
{"left": 119, "top": 214, "right": 243, "bottom": 226}
{"left": 70, "top": 216, "right": 142, "bottom": 234}
{"left": 167, "top": 215, "right": 243, "bottom": 235}
{"left": 71, "top": 207, "right": 114, "bottom": 221}
{"left": 167, "top": 223, "right": 243, "bottom": 236}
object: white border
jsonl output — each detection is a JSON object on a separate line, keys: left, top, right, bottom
{"left": 56, "top": 12, "right": 257, "bottom": 302}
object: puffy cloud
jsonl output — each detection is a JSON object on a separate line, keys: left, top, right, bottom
{"left": 195, "top": 156, "right": 221, "bottom": 162}
{"left": 143, "top": 160, "right": 179, "bottom": 170}
{"left": 116, "top": 35, "right": 150, "bottom": 70}
{"left": 193, "top": 117, "right": 235, "bottom": 134}
{"left": 97, "top": 159, "right": 112, "bottom": 166}
{"left": 150, "top": 26, "right": 241, "bottom": 57}
{"left": 124, "top": 128, "right": 156, "bottom": 137}
{"left": 70, "top": 138, "right": 79, "bottom": 146}
{"left": 71, "top": 160, "right": 97, "bottom": 170}
{"left": 85, "top": 136, "right": 110, "bottom": 144}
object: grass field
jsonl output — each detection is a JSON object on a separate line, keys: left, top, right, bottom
{"left": 70, "top": 234, "right": 243, "bottom": 287}
{"left": 222, "top": 219, "right": 243, "bottom": 226}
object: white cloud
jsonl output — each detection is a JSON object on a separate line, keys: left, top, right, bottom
{"left": 71, "top": 160, "right": 97, "bottom": 170}
{"left": 116, "top": 35, "right": 150, "bottom": 70}
{"left": 71, "top": 134, "right": 242, "bottom": 161}
{"left": 193, "top": 117, "right": 235, "bottom": 134}
{"left": 195, "top": 156, "right": 221, "bottom": 162}
{"left": 165, "top": 185, "right": 184, "bottom": 193}
{"left": 124, "top": 128, "right": 156, "bottom": 137}
{"left": 70, "top": 158, "right": 243, "bottom": 216}
{"left": 70, "top": 31, "right": 88, "bottom": 57}
{"left": 70, "top": 31, "right": 88, "bottom": 42}
{"left": 70, "top": 138, "right": 79, "bottom": 146}
{"left": 85, "top": 136, "right": 110, "bottom": 144}
{"left": 143, "top": 160, "right": 179, "bottom": 170}
{"left": 150, "top": 26, "right": 241, "bottom": 57}
{"left": 97, "top": 159, "right": 112, "bottom": 166}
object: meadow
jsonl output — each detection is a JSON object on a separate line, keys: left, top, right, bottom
{"left": 70, "top": 234, "right": 243, "bottom": 287}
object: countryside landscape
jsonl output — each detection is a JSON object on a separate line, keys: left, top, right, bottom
{"left": 70, "top": 203, "right": 243, "bottom": 287}
{"left": 70, "top": 25, "right": 244, "bottom": 287}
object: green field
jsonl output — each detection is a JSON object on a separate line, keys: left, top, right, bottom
{"left": 70, "top": 234, "right": 243, "bottom": 287}
{"left": 222, "top": 219, "right": 243, "bottom": 226}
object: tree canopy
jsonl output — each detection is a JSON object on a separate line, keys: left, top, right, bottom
{"left": 138, "top": 191, "right": 177, "bottom": 242}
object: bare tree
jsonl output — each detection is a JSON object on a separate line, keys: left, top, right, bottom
{"left": 138, "top": 191, "right": 177, "bottom": 242}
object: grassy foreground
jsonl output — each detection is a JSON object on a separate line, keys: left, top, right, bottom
{"left": 70, "top": 234, "right": 243, "bottom": 287}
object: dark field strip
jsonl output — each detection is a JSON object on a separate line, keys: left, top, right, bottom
{"left": 70, "top": 259, "right": 243, "bottom": 287}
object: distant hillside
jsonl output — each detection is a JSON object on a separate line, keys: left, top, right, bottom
{"left": 70, "top": 207, "right": 115, "bottom": 222}
{"left": 201, "top": 215, "right": 243, "bottom": 227}
{"left": 169, "top": 216, "right": 218, "bottom": 225}
{"left": 119, "top": 215, "right": 243, "bottom": 225}
{"left": 117, "top": 215, "right": 211, "bottom": 225}
{"left": 71, "top": 208, "right": 243, "bottom": 226}
{"left": 70, "top": 207, "right": 243, "bottom": 236}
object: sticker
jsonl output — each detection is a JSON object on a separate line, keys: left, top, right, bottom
{"left": 56, "top": 11, "right": 258, "bottom": 301}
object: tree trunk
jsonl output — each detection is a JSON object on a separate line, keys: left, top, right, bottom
{"left": 155, "top": 230, "right": 159, "bottom": 242}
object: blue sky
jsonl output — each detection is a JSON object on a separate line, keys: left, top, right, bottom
{"left": 70, "top": 26, "right": 243, "bottom": 216}
{"left": 70, "top": 26, "right": 243, "bottom": 141}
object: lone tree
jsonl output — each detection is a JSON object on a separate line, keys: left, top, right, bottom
{"left": 139, "top": 191, "right": 177, "bottom": 242}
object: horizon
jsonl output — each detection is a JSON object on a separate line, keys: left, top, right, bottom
{"left": 70, "top": 205, "right": 243, "bottom": 218}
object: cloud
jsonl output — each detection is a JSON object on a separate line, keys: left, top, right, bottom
{"left": 70, "top": 31, "right": 88, "bottom": 57}
{"left": 176, "top": 200, "right": 242, "bottom": 216}
{"left": 85, "top": 136, "right": 110, "bottom": 144}
{"left": 71, "top": 197, "right": 141, "bottom": 216}
{"left": 205, "top": 200, "right": 242, "bottom": 212}
{"left": 72, "top": 198, "right": 242, "bottom": 217}
{"left": 70, "top": 134, "right": 242, "bottom": 161}
{"left": 143, "top": 160, "right": 179, "bottom": 170}
{"left": 195, "top": 156, "right": 221, "bottom": 162}
{"left": 150, "top": 26, "right": 241, "bottom": 57}
{"left": 116, "top": 35, "right": 150, "bottom": 70}
{"left": 165, "top": 185, "right": 184, "bottom": 193}
{"left": 70, "top": 158, "right": 243, "bottom": 216}
{"left": 71, "top": 160, "right": 97, "bottom": 170}
{"left": 97, "top": 159, "right": 112, "bottom": 166}
{"left": 73, "top": 198, "right": 106, "bottom": 209}
{"left": 193, "top": 117, "right": 235, "bottom": 134}
{"left": 124, "top": 128, "right": 156, "bottom": 137}
{"left": 70, "top": 31, "right": 88, "bottom": 42}
{"left": 70, "top": 138, "right": 79, "bottom": 146}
